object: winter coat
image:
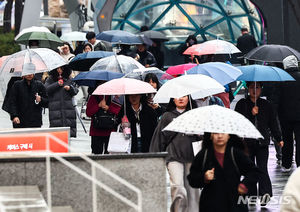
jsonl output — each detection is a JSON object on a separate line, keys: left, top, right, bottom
{"left": 86, "top": 95, "right": 121, "bottom": 137}
{"left": 45, "top": 76, "right": 78, "bottom": 137}
{"left": 9, "top": 79, "right": 48, "bottom": 128}
{"left": 137, "top": 50, "right": 157, "bottom": 67}
{"left": 278, "top": 67, "right": 300, "bottom": 121}
{"left": 236, "top": 33, "right": 257, "bottom": 55}
{"left": 187, "top": 145, "right": 260, "bottom": 212}
{"left": 235, "top": 97, "right": 282, "bottom": 145}
{"left": 150, "top": 109, "right": 197, "bottom": 163}
{"left": 117, "top": 102, "right": 158, "bottom": 153}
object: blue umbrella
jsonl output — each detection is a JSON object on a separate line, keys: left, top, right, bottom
{"left": 186, "top": 62, "right": 242, "bottom": 85}
{"left": 236, "top": 65, "right": 295, "bottom": 81}
{"left": 72, "top": 70, "right": 124, "bottom": 86}
{"left": 69, "top": 51, "right": 114, "bottom": 71}
{"left": 96, "top": 30, "right": 143, "bottom": 45}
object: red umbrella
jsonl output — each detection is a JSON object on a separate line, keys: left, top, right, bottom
{"left": 166, "top": 63, "right": 197, "bottom": 76}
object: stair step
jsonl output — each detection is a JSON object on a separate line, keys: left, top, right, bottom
{"left": 0, "top": 185, "right": 48, "bottom": 211}
{"left": 52, "top": 206, "right": 74, "bottom": 212}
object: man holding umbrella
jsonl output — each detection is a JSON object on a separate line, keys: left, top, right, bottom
{"left": 8, "top": 63, "right": 48, "bottom": 128}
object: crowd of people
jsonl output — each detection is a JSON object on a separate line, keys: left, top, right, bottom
{"left": 2, "top": 27, "right": 300, "bottom": 212}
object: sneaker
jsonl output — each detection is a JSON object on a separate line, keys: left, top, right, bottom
{"left": 281, "top": 166, "right": 292, "bottom": 173}
{"left": 260, "top": 193, "right": 271, "bottom": 207}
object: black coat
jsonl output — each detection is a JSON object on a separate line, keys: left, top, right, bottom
{"left": 150, "top": 110, "right": 197, "bottom": 163}
{"left": 236, "top": 33, "right": 257, "bottom": 55}
{"left": 187, "top": 146, "right": 259, "bottom": 212}
{"left": 278, "top": 67, "right": 300, "bottom": 121}
{"left": 137, "top": 50, "right": 157, "bottom": 67}
{"left": 9, "top": 79, "right": 48, "bottom": 128}
{"left": 235, "top": 97, "right": 282, "bottom": 145}
{"left": 45, "top": 76, "right": 78, "bottom": 137}
{"left": 117, "top": 102, "right": 158, "bottom": 153}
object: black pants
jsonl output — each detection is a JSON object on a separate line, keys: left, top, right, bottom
{"left": 281, "top": 120, "right": 300, "bottom": 168}
{"left": 91, "top": 136, "right": 109, "bottom": 154}
{"left": 247, "top": 142, "right": 272, "bottom": 197}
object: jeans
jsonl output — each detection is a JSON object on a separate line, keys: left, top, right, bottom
{"left": 91, "top": 136, "right": 109, "bottom": 154}
{"left": 167, "top": 161, "right": 200, "bottom": 212}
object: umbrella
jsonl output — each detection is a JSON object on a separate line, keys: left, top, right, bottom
{"left": 166, "top": 63, "right": 197, "bottom": 76}
{"left": 92, "top": 78, "right": 156, "bottom": 96}
{"left": 15, "top": 26, "right": 51, "bottom": 40}
{"left": 244, "top": 44, "right": 300, "bottom": 63}
{"left": 68, "top": 51, "right": 114, "bottom": 71}
{"left": 15, "top": 31, "right": 63, "bottom": 49}
{"left": 72, "top": 70, "right": 124, "bottom": 87}
{"left": 0, "top": 48, "right": 66, "bottom": 97}
{"left": 163, "top": 105, "right": 263, "bottom": 139}
{"left": 90, "top": 55, "right": 144, "bottom": 74}
{"left": 96, "top": 30, "right": 143, "bottom": 45}
{"left": 60, "top": 31, "right": 87, "bottom": 42}
{"left": 153, "top": 74, "right": 225, "bottom": 103}
{"left": 0, "top": 56, "right": 8, "bottom": 69}
{"left": 187, "top": 62, "right": 242, "bottom": 85}
{"left": 236, "top": 65, "right": 295, "bottom": 81}
{"left": 124, "top": 67, "right": 174, "bottom": 84}
{"left": 183, "top": 40, "right": 241, "bottom": 56}
{"left": 139, "top": 30, "right": 169, "bottom": 42}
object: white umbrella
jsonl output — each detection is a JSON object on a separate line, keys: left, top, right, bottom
{"left": 60, "top": 31, "right": 87, "bottom": 42}
{"left": 0, "top": 48, "right": 66, "bottom": 97}
{"left": 15, "top": 26, "right": 51, "bottom": 40}
{"left": 90, "top": 55, "right": 144, "bottom": 74}
{"left": 163, "top": 105, "right": 263, "bottom": 139}
{"left": 153, "top": 74, "right": 225, "bottom": 103}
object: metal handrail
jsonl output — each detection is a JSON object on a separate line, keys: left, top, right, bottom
{"left": 0, "top": 132, "right": 142, "bottom": 212}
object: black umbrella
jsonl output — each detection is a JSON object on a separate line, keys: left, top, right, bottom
{"left": 68, "top": 51, "right": 114, "bottom": 71}
{"left": 245, "top": 44, "right": 300, "bottom": 63}
{"left": 139, "top": 30, "right": 169, "bottom": 42}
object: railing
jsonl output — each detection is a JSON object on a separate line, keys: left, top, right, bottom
{"left": 0, "top": 132, "right": 142, "bottom": 212}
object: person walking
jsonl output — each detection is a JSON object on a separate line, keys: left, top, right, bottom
{"left": 150, "top": 96, "right": 200, "bottom": 212}
{"left": 236, "top": 27, "right": 257, "bottom": 56}
{"left": 9, "top": 63, "right": 48, "bottom": 128}
{"left": 187, "top": 132, "right": 260, "bottom": 212}
{"left": 117, "top": 94, "right": 158, "bottom": 153}
{"left": 58, "top": 42, "right": 75, "bottom": 62}
{"left": 136, "top": 43, "right": 157, "bottom": 68}
{"left": 278, "top": 55, "right": 300, "bottom": 171}
{"left": 235, "top": 81, "right": 283, "bottom": 206}
{"left": 86, "top": 82, "right": 122, "bottom": 154}
{"left": 180, "top": 35, "right": 198, "bottom": 63}
{"left": 45, "top": 66, "right": 78, "bottom": 137}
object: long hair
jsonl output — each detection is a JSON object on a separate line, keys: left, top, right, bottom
{"left": 166, "top": 95, "right": 197, "bottom": 112}
{"left": 202, "top": 132, "right": 248, "bottom": 154}
{"left": 49, "top": 65, "right": 72, "bottom": 81}
{"left": 144, "top": 73, "right": 161, "bottom": 90}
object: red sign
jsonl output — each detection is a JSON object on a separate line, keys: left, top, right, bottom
{"left": 0, "top": 128, "right": 69, "bottom": 153}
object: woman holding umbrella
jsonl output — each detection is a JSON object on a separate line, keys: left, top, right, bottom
{"left": 187, "top": 132, "right": 260, "bottom": 212}
{"left": 45, "top": 65, "right": 78, "bottom": 137}
{"left": 150, "top": 95, "right": 199, "bottom": 212}
{"left": 235, "top": 81, "right": 284, "bottom": 206}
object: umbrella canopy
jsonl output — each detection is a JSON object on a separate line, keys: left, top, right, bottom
{"left": 236, "top": 65, "right": 295, "bottom": 81}
{"left": 244, "top": 44, "right": 300, "bottom": 63}
{"left": 0, "top": 56, "right": 8, "bottom": 69}
{"left": 69, "top": 51, "right": 114, "bottom": 71}
{"left": 187, "top": 62, "right": 242, "bottom": 85}
{"left": 163, "top": 105, "right": 263, "bottom": 139}
{"left": 139, "top": 30, "right": 169, "bottom": 41}
{"left": 92, "top": 78, "right": 156, "bottom": 95}
{"left": 153, "top": 74, "right": 225, "bottom": 103}
{"left": 125, "top": 67, "right": 174, "bottom": 84}
{"left": 166, "top": 63, "right": 197, "bottom": 76}
{"left": 60, "top": 31, "right": 87, "bottom": 42}
{"left": 72, "top": 70, "right": 124, "bottom": 86}
{"left": 96, "top": 30, "right": 143, "bottom": 45}
{"left": 90, "top": 55, "right": 144, "bottom": 74}
{"left": 183, "top": 40, "right": 241, "bottom": 56}
{"left": 15, "top": 26, "right": 51, "bottom": 40}
{"left": 15, "top": 31, "right": 63, "bottom": 49}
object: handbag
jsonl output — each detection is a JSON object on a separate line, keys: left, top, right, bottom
{"left": 108, "top": 125, "right": 131, "bottom": 153}
{"left": 92, "top": 109, "right": 117, "bottom": 129}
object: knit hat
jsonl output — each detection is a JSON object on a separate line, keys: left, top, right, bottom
{"left": 283, "top": 55, "right": 298, "bottom": 69}
{"left": 21, "top": 63, "right": 36, "bottom": 76}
